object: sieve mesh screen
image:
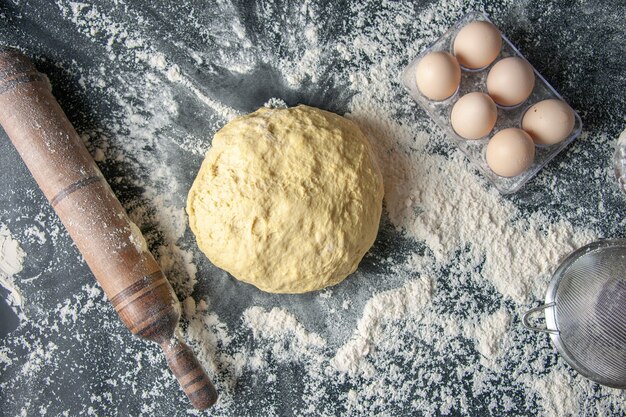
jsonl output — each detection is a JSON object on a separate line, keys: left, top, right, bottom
{"left": 554, "top": 246, "right": 626, "bottom": 386}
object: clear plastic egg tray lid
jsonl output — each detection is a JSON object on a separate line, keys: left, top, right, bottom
{"left": 401, "top": 11, "right": 583, "bottom": 194}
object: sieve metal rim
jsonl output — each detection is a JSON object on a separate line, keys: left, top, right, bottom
{"left": 522, "top": 238, "right": 626, "bottom": 390}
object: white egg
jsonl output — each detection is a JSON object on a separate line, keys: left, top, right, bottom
{"left": 453, "top": 21, "right": 502, "bottom": 70}
{"left": 487, "top": 57, "right": 535, "bottom": 107}
{"left": 451, "top": 92, "right": 498, "bottom": 140}
{"left": 415, "top": 51, "right": 461, "bottom": 101}
{"left": 486, "top": 128, "right": 535, "bottom": 177}
{"left": 522, "top": 99, "right": 575, "bottom": 145}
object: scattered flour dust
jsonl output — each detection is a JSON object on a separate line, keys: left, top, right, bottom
{"left": 0, "top": 226, "right": 26, "bottom": 311}
{"left": 331, "top": 278, "right": 432, "bottom": 377}
{"left": 463, "top": 308, "right": 511, "bottom": 369}
{"left": 0, "top": 0, "right": 624, "bottom": 416}
{"left": 243, "top": 307, "right": 327, "bottom": 351}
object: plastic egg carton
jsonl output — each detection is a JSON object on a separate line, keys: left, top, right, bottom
{"left": 401, "top": 11, "right": 582, "bottom": 194}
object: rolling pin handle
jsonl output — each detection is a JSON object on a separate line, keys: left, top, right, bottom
{"left": 161, "top": 338, "right": 218, "bottom": 409}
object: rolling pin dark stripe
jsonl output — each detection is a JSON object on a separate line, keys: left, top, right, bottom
{"left": 115, "top": 281, "right": 169, "bottom": 316}
{"left": 110, "top": 270, "right": 165, "bottom": 308}
{"left": 134, "top": 305, "right": 174, "bottom": 338}
{"left": 182, "top": 375, "right": 205, "bottom": 390}
{"left": 50, "top": 175, "right": 101, "bottom": 207}
{"left": 0, "top": 73, "right": 46, "bottom": 96}
{"left": 188, "top": 385, "right": 215, "bottom": 404}
{"left": 169, "top": 348, "right": 201, "bottom": 378}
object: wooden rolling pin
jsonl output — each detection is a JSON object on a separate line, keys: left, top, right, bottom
{"left": 0, "top": 48, "right": 217, "bottom": 409}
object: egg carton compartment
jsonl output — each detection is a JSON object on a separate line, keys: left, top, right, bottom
{"left": 401, "top": 11, "right": 582, "bottom": 194}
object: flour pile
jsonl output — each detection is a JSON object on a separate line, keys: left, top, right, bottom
{"left": 0, "top": 0, "right": 625, "bottom": 416}
{"left": 0, "top": 226, "right": 26, "bottom": 313}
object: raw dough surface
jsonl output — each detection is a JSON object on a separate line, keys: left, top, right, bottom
{"left": 187, "top": 105, "right": 384, "bottom": 293}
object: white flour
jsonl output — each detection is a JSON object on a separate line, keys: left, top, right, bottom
{"left": 0, "top": 226, "right": 26, "bottom": 311}
{"left": 330, "top": 278, "right": 432, "bottom": 377}
{"left": 462, "top": 308, "right": 510, "bottom": 369}
{"left": 0, "top": 0, "right": 625, "bottom": 416}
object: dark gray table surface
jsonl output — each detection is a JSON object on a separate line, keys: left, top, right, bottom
{"left": 0, "top": 0, "right": 624, "bottom": 416}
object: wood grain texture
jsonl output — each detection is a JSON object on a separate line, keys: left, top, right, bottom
{"left": 162, "top": 339, "right": 219, "bottom": 409}
{"left": 0, "top": 47, "right": 217, "bottom": 410}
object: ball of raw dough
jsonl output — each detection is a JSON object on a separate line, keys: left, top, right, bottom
{"left": 187, "top": 105, "right": 384, "bottom": 294}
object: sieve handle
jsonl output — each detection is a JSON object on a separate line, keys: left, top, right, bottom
{"left": 522, "top": 303, "right": 559, "bottom": 334}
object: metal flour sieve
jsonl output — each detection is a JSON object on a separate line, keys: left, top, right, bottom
{"left": 523, "top": 239, "right": 626, "bottom": 389}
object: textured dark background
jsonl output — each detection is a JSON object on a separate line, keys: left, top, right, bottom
{"left": 0, "top": 0, "right": 624, "bottom": 415}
